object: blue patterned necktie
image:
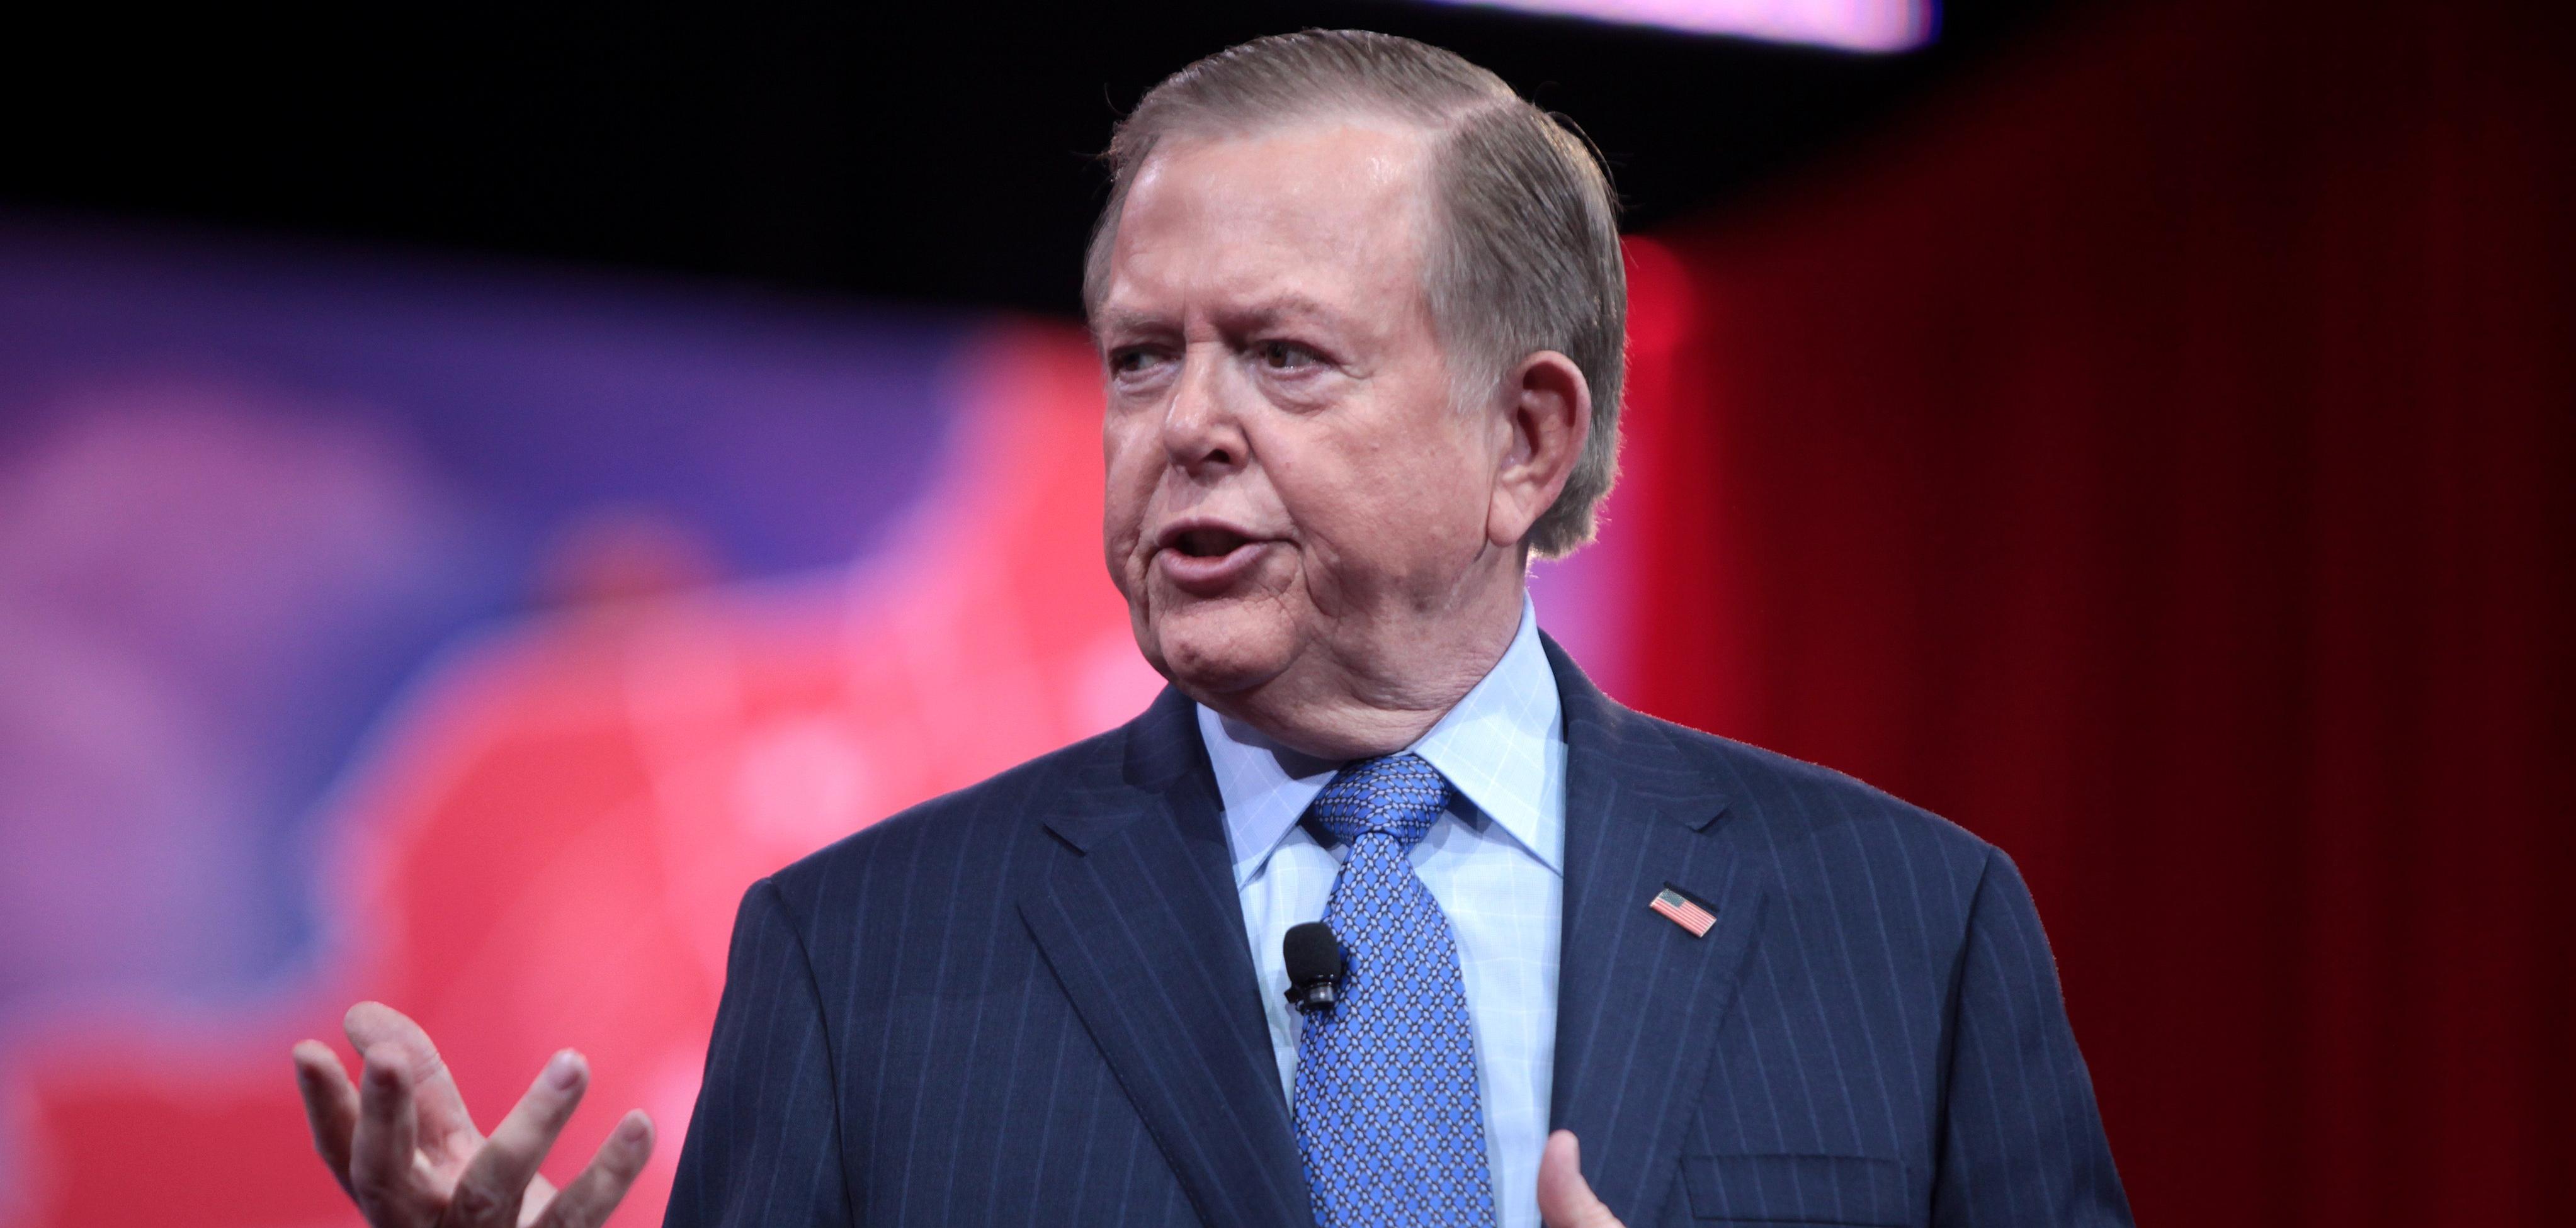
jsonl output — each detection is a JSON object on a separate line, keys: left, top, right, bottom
{"left": 1293, "top": 752, "right": 1499, "bottom": 1228}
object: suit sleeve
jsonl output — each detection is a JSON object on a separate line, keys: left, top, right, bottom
{"left": 1931, "top": 848, "right": 2132, "bottom": 1227}
{"left": 665, "top": 877, "right": 856, "bottom": 1228}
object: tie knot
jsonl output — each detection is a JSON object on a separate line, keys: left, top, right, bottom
{"left": 1308, "top": 753, "right": 1450, "bottom": 851}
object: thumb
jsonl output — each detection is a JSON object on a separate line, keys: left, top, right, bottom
{"left": 1536, "top": 1129, "right": 1623, "bottom": 1228}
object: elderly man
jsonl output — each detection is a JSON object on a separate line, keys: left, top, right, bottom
{"left": 292, "top": 30, "right": 2130, "bottom": 1228}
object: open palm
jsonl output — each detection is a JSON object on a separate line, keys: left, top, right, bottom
{"left": 292, "top": 1001, "right": 655, "bottom": 1228}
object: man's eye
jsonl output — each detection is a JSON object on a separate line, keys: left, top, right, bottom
{"left": 1108, "top": 347, "right": 1161, "bottom": 376}
{"left": 1257, "top": 341, "right": 1319, "bottom": 371}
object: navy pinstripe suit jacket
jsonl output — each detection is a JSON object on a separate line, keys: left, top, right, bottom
{"left": 665, "top": 636, "right": 2131, "bottom": 1227}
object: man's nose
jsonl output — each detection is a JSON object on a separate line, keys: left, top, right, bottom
{"left": 1159, "top": 347, "right": 1248, "bottom": 475}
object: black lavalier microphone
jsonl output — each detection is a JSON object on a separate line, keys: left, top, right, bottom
{"left": 1282, "top": 921, "right": 1346, "bottom": 1015}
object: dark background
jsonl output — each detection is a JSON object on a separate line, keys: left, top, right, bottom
{"left": 6, "top": 0, "right": 2070, "bottom": 313}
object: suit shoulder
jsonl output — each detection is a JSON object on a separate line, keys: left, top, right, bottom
{"left": 1637, "top": 709, "right": 1995, "bottom": 861}
{"left": 1631, "top": 713, "right": 2003, "bottom": 940}
{"left": 761, "top": 719, "right": 1129, "bottom": 913}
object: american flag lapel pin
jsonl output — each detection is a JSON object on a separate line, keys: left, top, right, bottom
{"left": 1649, "top": 883, "right": 1717, "bottom": 938}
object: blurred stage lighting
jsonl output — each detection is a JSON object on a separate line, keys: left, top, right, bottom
{"left": 1414, "top": 0, "right": 1936, "bottom": 50}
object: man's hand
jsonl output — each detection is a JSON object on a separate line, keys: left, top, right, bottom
{"left": 291, "top": 1001, "right": 655, "bottom": 1228}
{"left": 1536, "top": 1130, "right": 1625, "bottom": 1228}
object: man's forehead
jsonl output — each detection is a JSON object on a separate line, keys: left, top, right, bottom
{"left": 1097, "top": 122, "right": 1433, "bottom": 327}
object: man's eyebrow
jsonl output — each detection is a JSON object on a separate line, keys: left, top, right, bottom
{"left": 1089, "top": 306, "right": 1167, "bottom": 341}
{"left": 1090, "top": 295, "right": 1351, "bottom": 341}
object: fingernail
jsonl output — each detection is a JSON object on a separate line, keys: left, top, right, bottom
{"left": 547, "top": 1050, "right": 584, "bottom": 1090}
{"left": 618, "top": 1112, "right": 650, "bottom": 1143}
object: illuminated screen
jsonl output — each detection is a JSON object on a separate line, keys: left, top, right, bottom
{"left": 1415, "top": 0, "right": 1935, "bottom": 50}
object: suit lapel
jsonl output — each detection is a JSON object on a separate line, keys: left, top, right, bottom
{"left": 1544, "top": 636, "right": 1767, "bottom": 1225}
{"left": 1020, "top": 688, "right": 1315, "bottom": 1228}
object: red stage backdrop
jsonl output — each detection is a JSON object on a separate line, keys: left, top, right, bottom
{"left": 1618, "top": 0, "right": 2574, "bottom": 1223}
{"left": 3, "top": 3, "right": 2567, "bottom": 1225}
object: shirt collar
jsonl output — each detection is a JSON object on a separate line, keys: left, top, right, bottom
{"left": 1197, "top": 597, "right": 1564, "bottom": 886}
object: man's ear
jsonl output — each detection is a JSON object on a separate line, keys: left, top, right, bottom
{"left": 1489, "top": 350, "right": 1592, "bottom": 550}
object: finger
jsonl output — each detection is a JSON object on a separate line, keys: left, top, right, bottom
{"left": 346, "top": 1001, "right": 480, "bottom": 1147}
{"left": 292, "top": 1040, "right": 361, "bottom": 1197}
{"left": 350, "top": 1043, "right": 430, "bottom": 1228}
{"left": 447, "top": 1051, "right": 590, "bottom": 1227}
{"left": 531, "top": 1110, "right": 655, "bottom": 1228}
{"left": 1536, "top": 1129, "right": 1625, "bottom": 1228}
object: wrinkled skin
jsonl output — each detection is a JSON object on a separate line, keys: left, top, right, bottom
{"left": 1094, "top": 116, "right": 1593, "bottom": 759}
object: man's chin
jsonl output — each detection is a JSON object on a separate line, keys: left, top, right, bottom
{"left": 1138, "top": 609, "right": 1297, "bottom": 702}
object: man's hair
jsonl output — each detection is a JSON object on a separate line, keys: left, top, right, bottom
{"left": 1084, "top": 30, "right": 1626, "bottom": 558}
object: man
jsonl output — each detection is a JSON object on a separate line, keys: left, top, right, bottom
{"left": 292, "top": 30, "right": 2131, "bottom": 1228}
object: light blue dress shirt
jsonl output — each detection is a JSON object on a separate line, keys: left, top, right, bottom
{"left": 1198, "top": 598, "right": 1565, "bottom": 1228}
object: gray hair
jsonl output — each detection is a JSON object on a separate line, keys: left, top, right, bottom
{"left": 1083, "top": 30, "right": 1626, "bottom": 558}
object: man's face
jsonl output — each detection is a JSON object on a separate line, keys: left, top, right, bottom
{"left": 1095, "top": 118, "right": 1509, "bottom": 709}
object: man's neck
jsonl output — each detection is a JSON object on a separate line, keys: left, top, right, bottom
{"left": 1200, "top": 579, "right": 1527, "bottom": 762}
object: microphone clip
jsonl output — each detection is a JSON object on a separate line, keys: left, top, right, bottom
{"left": 1281, "top": 921, "right": 1346, "bottom": 1015}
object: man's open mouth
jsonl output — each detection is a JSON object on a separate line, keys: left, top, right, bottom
{"left": 1172, "top": 527, "right": 1251, "bottom": 558}
{"left": 1152, "top": 522, "right": 1271, "bottom": 594}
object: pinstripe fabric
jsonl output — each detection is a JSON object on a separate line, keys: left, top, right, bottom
{"left": 1541, "top": 636, "right": 2130, "bottom": 1227}
{"left": 666, "top": 633, "right": 2129, "bottom": 1227}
